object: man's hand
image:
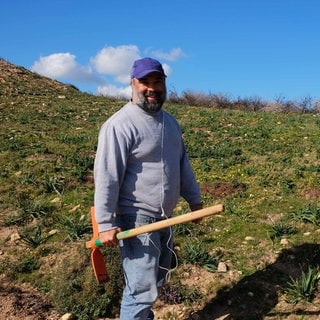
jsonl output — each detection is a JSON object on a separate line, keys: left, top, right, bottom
{"left": 99, "top": 228, "right": 122, "bottom": 247}
{"left": 190, "top": 203, "right": 203, "bottom": 212}
{"left": 190, "top": 203, "right": 203, "bottom": 223}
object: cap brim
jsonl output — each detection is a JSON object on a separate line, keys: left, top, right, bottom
{"left": 134, "top": 70, "right": 166, "bottom": 79}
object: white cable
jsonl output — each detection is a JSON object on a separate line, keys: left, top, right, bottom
{"left": 147, "top": 223, "right": 178, "bottom": 283}
{"left": 157, "top": 112, "right": 178, "bottom": 282}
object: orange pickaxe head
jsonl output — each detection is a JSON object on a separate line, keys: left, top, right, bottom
{"left": 86, "top": 207, "right": 109, "bottom": 284}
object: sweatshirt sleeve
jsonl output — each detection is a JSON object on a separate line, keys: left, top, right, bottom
{"left": 179, "top": 140, "right": 202, "bottom": 205}
{"left": 94, "top": 121, "right": 129, "bottom": 232}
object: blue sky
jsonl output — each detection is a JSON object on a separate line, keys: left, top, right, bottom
{"left": 1, "top": 0, "right": 319, "bottom": 101}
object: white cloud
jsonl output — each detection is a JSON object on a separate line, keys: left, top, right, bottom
{"left": 97, "top": 84, "right": 131, "bottom": 99}
{"left": 31, "top": 53, "right": 76, "bottom": 78}
{"left": 151, "top": 48, "right": 186, "bottom": 61}
{"left": 30, "top": 45, "right": 184, "bottom": 96}
{"left": 90, "top": 45, "right": 141, "bottom": 84}
{"left": 31, "top": 53, "right": 105, "bottom": 84}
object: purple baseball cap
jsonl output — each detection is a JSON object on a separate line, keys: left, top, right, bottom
{"left": 131, "top": 57, "right": 166, "bottom": 79}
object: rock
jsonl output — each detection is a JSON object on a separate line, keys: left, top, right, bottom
{"left": 60, "top": 313, "right": 73, "bottom": 320}
{"left": 51, "top": 197, "right": 61, "bottom": 203}
{"left": 10, "top": 232, "right": 20, "bottom": 242}
{"left": 69, "top": 204, "right": 81, "bottom": 212}
{"left": 48, "top": 229, "right": 59, "bottom": 236}
{"left": 217, "top": 261, "right": 228, "bottom": 273}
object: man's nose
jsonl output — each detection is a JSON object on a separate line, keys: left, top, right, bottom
{"left": 146, "top": 83, "right": 156, "bottom": 90}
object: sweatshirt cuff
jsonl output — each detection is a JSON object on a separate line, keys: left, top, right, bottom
{"left": 97, "top": 222, "right": 119, "bottom": 233}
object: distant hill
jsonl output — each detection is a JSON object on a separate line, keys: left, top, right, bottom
{"left": 0, "top": 58, "right": 80, "bottom": 97}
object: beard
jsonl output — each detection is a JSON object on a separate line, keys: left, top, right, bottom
{"left": 135, "top": 89, "right": 166, "bottom": 114}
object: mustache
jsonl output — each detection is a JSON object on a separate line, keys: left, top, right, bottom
{"left": 145, "top": 91, "right": 162, "bottom": 98}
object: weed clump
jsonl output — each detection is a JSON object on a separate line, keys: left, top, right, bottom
{"left": 50, "top": 245, "right": 124, "bottom": 319}
{"left": 284, "top": 266, "right": 320, "bottom": 304}
{"left": 180, "top": 239, "right": 222, "bottom": 272}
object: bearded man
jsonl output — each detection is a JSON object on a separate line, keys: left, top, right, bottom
{"left": 94, "top": 57, "right": 202, "bottom": 320}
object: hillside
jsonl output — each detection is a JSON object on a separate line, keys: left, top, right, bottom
{"left": 0, "top": 59, "right": 319, "bottom": 320}
{"left": 0, "top": 58, "right": 79, "bottom": 97}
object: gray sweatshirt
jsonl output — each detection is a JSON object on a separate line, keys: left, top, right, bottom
{"left": 94, "top": 102, "right": 201, "bottom": 232}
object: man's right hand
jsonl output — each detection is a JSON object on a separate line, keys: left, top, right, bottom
{"left": 98, "top": 228, "right": 122, "bottom": 247}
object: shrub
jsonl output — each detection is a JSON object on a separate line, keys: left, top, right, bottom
{"left": 18, "top": 225, "right": 54, "bottom": 248}
{"left": 16, "top": 254, "right": 40, "bottom": 274}
{"left": 159, "top": 280, "right": 202, "bottom": 305}
{"left": 50, "top": 245, "right": 123, "bottom": 319}
{"left": 55, "top": 211, "right": 91, "bottom": 241}
{"left": 268, "top": 223, "right": 297, "bottom": 241}
{"left": 16, "top": 194, "right": 56, "bottom": 221}
{"left": 180, "top": 239, "right": 222, "bottom": 272}
{"left": 285, "top": 266, "right": 320, "bottom": 303}
{"left": 291, "top": 205, "right": 320, "bottom": 226}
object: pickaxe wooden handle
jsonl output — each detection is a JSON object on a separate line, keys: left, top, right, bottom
{"left": 116, "top": 204, "right": 224, "bottom": 239}
{"left": 86, "top": 204, "right": 224, "bottom": 283}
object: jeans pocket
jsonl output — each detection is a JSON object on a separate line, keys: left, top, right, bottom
{"left": 119, "top": 214, "right": 156, "bottom": 230}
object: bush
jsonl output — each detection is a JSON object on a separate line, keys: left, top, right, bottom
{"left": 50, "top": 245, "right": 124, "bottom": 319}
{"left": 180, "top": 239, "right": 222, "bottom": 272}
{"left": 285, "top": 266, "right": 320, "bottom": 303}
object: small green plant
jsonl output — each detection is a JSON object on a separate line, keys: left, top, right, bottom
{"left": 280, "top": 178, "right": 296, "bottom": 194}
{"left": 16, "top": 254, "right": 40, "bottom": 274}
{"left": 69, "top": 151, "right": 94, "bottom": 182}
{"left": 20, "top": 172, "right": 37, "bottom": 185}
{"left": 268, "top": 223, "right": 297, "bottom": 241}
{"left": 3, "top": 211, "right": 27, "bottom": 226}
{"left": 159, "top": 281, "right": 202, "bottom": 305}
{"left": 181, "top": 239, "right": 222, "bottom": 272}
{"left": 291, "top": 205, "right": 320, "bottom": 226}
{"left": 285, "top": 266, "right": 320, "bottom": 303}
{"left": 42, "top": 174, "right": 65, "bottom": 195}
{"left": 4, "top": 196, "right": 55, "bottom": 226}
{"left": 18, "top": 225, "right": 53, "bottom": 248}
{"left": 56, "top": 211, "right": 91, "bottom": 241}
{"left": 173, "top": 221, "right": 194, "bottom": 237}
{"left": 16, "top": 195, "right": 56, "bottom": 221}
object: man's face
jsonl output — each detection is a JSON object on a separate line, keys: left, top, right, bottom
{"left": 131, "top": 72, "right": 167, "bottom": 113}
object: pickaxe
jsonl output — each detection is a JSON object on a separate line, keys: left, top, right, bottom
{"left": 86, "top": 204, "right": 224, "bottom": 284}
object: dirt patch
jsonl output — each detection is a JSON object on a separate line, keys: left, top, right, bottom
{"left": 305, "top": 187, "right": 320, "bottom": 200}
{"left": 200, "top": 182, "right": 246, "bottom": 198}
{"left": 0, "top": 276, "right": 61, "bottom": 320}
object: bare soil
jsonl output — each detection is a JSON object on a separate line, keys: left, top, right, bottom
{"left": 0, "top": 276, "right": 60, "bottom": 320}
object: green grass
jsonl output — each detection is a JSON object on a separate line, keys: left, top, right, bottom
{"left": 1, "top": 89, "right": 320, "bottom": 319}
{"left": 284, "top": 266, "right": 320, "bottom": 303}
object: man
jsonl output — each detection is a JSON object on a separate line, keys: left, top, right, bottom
{"left": 94, "top": 57, "right": 202, "bottom": 320}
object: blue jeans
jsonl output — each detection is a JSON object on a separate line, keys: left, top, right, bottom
{"left": 117, "top": 214, "right": 173, "bottom": 320}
